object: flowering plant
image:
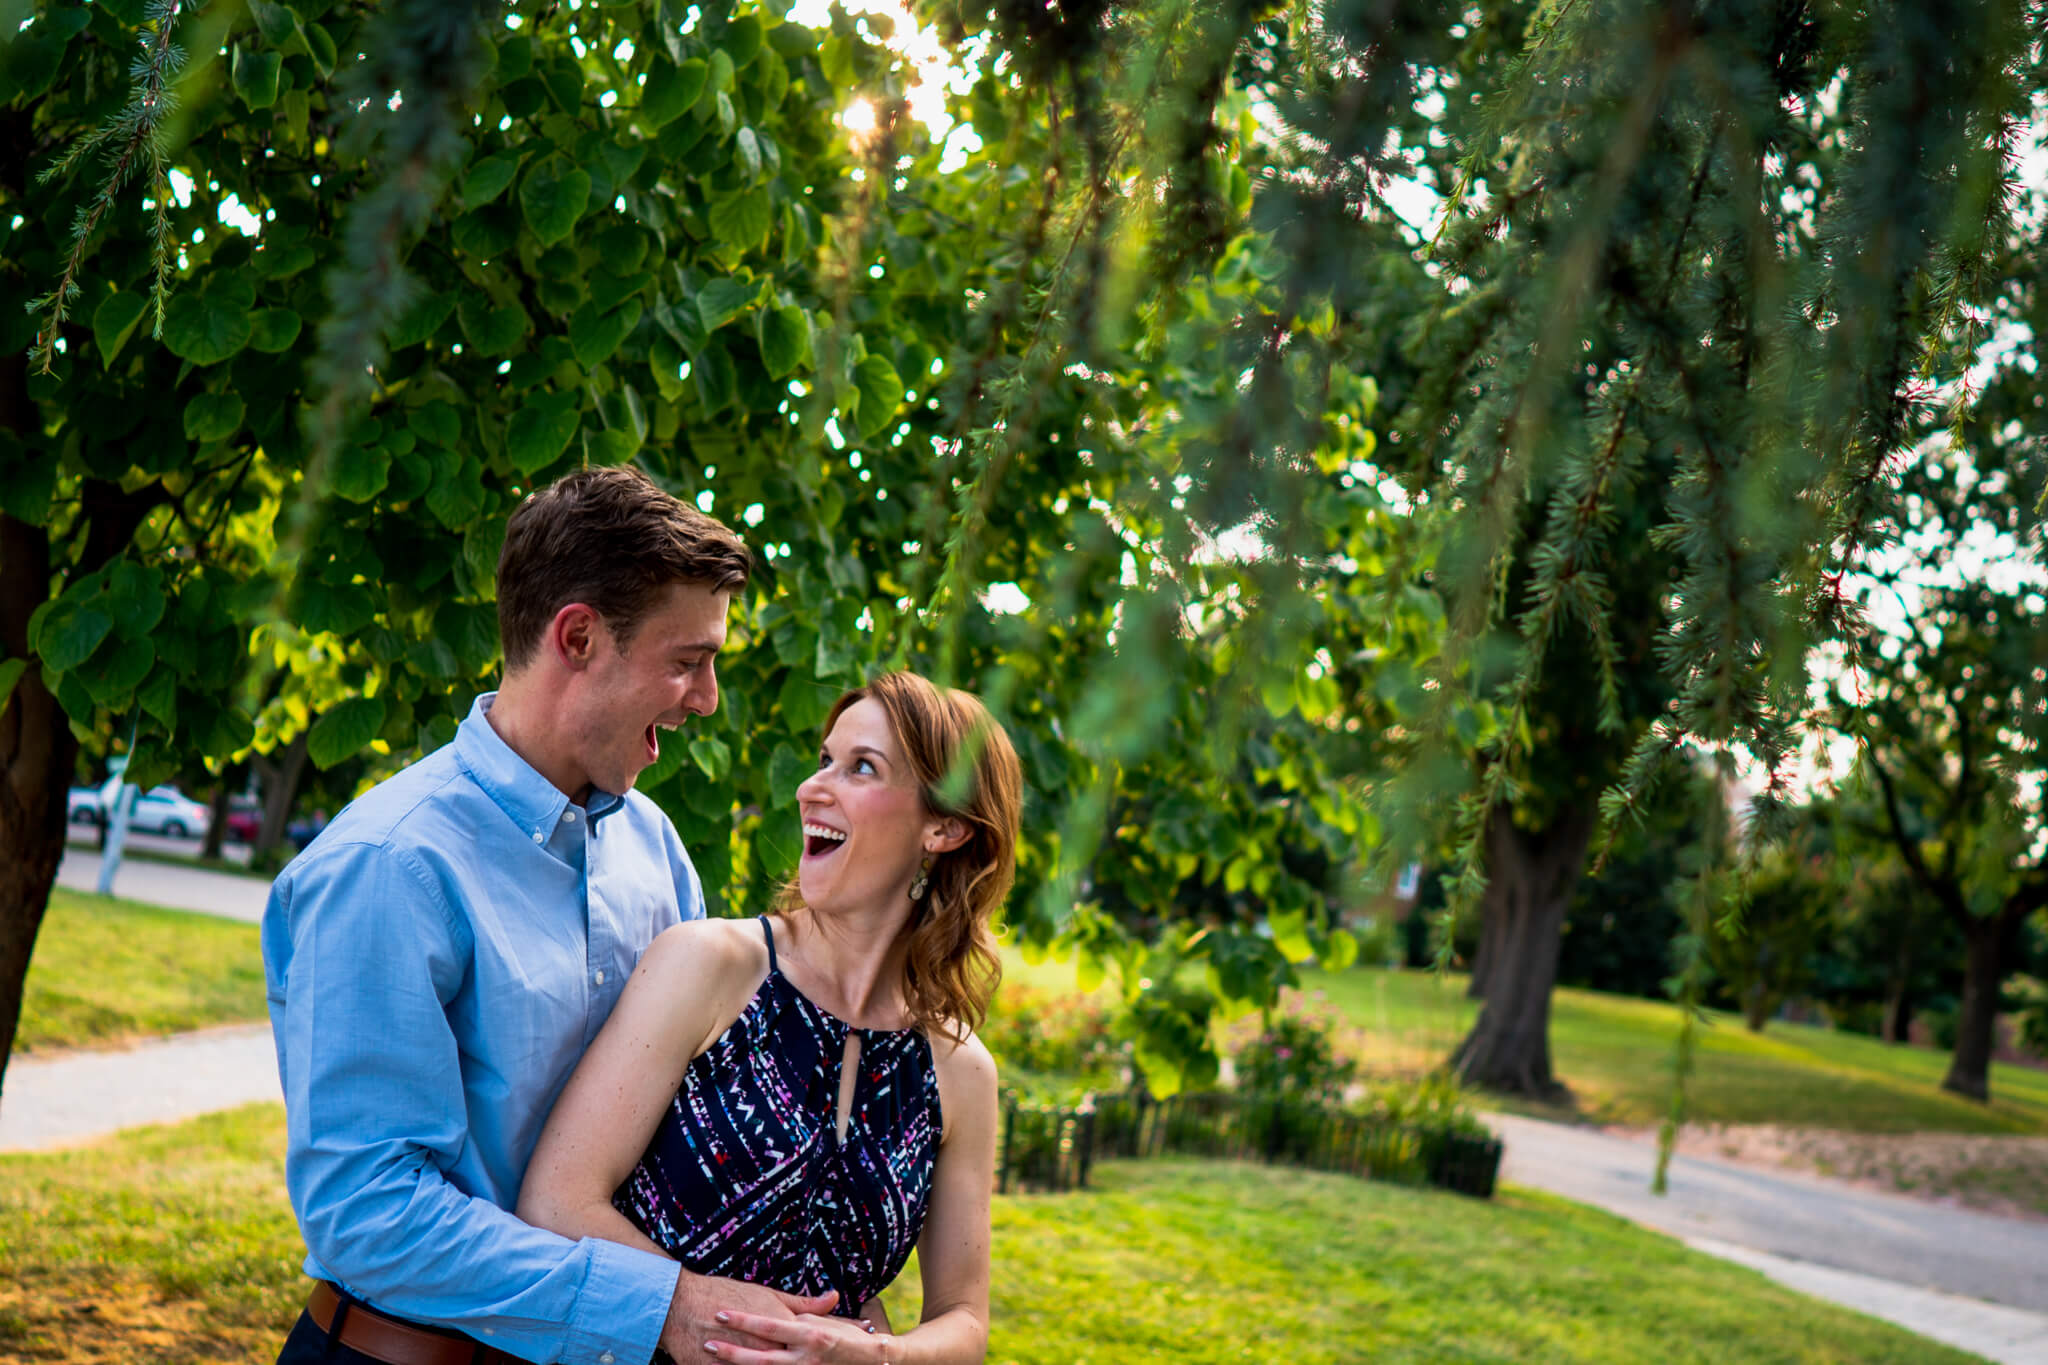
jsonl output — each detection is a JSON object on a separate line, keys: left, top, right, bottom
{"left": 1234, "top": 1008, "right": 1357, "bottom": 1104}
{"left": 980, "top": 986, "right": 1129, "bottom": 1089}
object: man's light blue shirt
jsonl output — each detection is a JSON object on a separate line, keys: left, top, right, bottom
{"left": 263, "top": 693, "right": 701, "bottom": 1365}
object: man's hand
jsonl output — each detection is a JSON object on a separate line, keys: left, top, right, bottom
{"left": 661, "top": 1271, "right": 838, "bottom": 1358}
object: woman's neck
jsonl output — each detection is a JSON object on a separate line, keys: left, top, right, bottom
{"left": 776, "top": 901, "right": 918, "bottom": 1029}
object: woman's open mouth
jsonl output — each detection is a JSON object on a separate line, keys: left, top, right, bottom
{"left": 803, "top": 822, "right": 847, "bottom": 858}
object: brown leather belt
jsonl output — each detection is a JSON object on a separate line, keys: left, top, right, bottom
{"left": 308, "top": 1281, "right": 521, "bottom": 1365}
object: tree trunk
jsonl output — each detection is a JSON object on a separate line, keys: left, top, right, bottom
{"left": 1743, "top": 987, "right": 1773, "bottom": 1033}
{"left": 1466, "top": 893, "right": 1503, "bottom": 999}
{"left": 200, "top": 781, "right": 232, "bottom": 861}
{"left": 1881, "top": 944, "right": 1914, "bottom": 1044}
{"left": 1942, "top": 908, "right": 2021, "bottom": 1102}
{"left": 1450, "top": 800, "right": 1596, "bottom": 1098}
{"left": 253, "top": 732, "right": 309, "bottom": 858}
{"left": 1, "top": 500, "right": 73, "bottom": 1097}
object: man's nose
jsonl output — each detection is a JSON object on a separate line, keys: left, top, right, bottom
{"left": 687, "top": 663, "right": 719, "bottom": 716}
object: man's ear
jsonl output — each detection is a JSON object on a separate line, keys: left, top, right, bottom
{"left": 925, "top": 814, "right": 971, "bottom": 854}
{"left": 548, "top": 603, "right": 604, "bottom": 670}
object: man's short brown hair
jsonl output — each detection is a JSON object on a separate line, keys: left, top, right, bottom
{"left": 496, "top": 467, "right": 751, "bottom": 671}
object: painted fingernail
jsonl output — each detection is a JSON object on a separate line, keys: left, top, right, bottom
{"left": 714, "top": 1312, "right": 730, "bottom": 1324}
{"left": 702, "top": 1345, "right": 719, "bottom": 1356}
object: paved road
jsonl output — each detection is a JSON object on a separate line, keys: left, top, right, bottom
{"left": 1493, "top": 1112, "right": 2048, "bottom": 1312}
{"left": 57, "top": 841, "right": 274, "bottom": 923}
{"left": 1495, "top": 1112, "right": 2048, "bottom": 1363}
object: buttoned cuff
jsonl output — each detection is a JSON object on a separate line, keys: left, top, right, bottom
{"left": 561, "top": 1239, "right": 682, "bottom": 1365}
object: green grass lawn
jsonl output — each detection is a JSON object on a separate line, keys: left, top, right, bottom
{"left": 0, "top": 1105, "right": 1979, "bottom": 1365}
{"left": 1301, "top": 965, "right": 2048, "bottom": 1135}
{"left": 13, "top": 889, "right": 266, "bottom": 1055}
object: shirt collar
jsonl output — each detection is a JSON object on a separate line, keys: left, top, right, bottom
{"left": 454, "top": 693, "right": 626, "bottom": 840}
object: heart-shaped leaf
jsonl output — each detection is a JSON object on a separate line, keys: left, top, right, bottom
{"left": 231, "top": 44, "right": 282, "bottom": 109}
{"left": 520, "top": 154, "right": 591, "bottom": 246}
{"left": 507, "top": 394, "right": 582, "bottom": 473}
{"left": 92, "top": 292, "right": 146, "bottom": 367}
{"left": 388, "top": 293, "right": 455, "bottom": 351}
{"left": 569, "top": 298, "right": 642, "bottom": 369}
{"left": 332, "top": 444, "right": 392, "bottom": 502}
{"left": 851, "top": 353, "right": 905, "bottom": 439}
{"left": 162, "top": 288, "right": 252, "bottom": 366}
{"left": 461, "top": 153, "right": 521, "bottom": 209}
{"left": 34, "top": 596, "right": 114, "bottom": 673}
{"left": 248, "top": 307, "right": 302, "bottom": 353}
{"left": 690, "top": 734, "right": 731, "bottom": 780}
{"left": 183, "top": 392, "right": 246, "bottom": 443}
{"left": 407, "top": 400, "right": 461, "bottom": 448}
{"left": 308, "top": 695, "right": 387, "bottom": 770}
{"left": 694, "top": 276, "right": 755, "bottom": 332}
{"left": 457, "top": 290, "right": 531, "bottom": 357}
{"left": 757, "top": 304, "right": 812, "bottom": 379}
{"left": 723, "top": 14, "right": 764, "bottom": 67}
{"left": 639, "top": 57, "right": 706, "bottom": 129}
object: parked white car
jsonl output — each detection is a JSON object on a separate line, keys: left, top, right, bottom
{"left": 124, "top": 786, "right": 211, "bottom": 838}
{"left": 66, "top": 785, "right": 107, "bottom": 825}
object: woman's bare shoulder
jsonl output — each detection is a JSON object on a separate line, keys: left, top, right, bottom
{"left": 928, "top": 1025, "right": 999, "bottom": 1094}
{"left": 638, "top": 914, "right": 771, "bottom": 985}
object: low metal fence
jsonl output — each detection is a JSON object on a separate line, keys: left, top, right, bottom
{"left": 997, "top": 1089, "right": 1503, "bottom": 1198}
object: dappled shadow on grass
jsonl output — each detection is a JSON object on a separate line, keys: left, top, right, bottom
{"left": 4, "top": 1106, "right": 1984, "bottom": 1365}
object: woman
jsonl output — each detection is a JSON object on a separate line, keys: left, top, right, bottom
{"left": 519, "top": 671, "right": 1021, "bottom": 1365}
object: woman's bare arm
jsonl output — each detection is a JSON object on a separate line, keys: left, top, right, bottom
{"left": 516, "top": 918, "right": 764, "bottom": 1254}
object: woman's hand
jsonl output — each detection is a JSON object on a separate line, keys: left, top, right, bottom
{"left": 703, "top": 1310, "right": 893, "bottom": 1364}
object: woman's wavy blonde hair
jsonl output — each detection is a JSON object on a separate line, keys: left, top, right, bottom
{"left": 778, "top": 671, "right": 1021, "bottom": 1042}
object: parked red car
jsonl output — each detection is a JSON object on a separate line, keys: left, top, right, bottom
{"left": 224, "top": 801, "right": 262, "bottom": 844}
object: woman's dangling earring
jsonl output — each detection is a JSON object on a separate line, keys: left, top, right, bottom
{"left": 909, "top": 854, "right": 932, "bottom": 902}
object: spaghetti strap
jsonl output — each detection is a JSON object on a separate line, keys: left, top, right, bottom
{"left": 758, "top": 915, "right": 778, "bottom": 973}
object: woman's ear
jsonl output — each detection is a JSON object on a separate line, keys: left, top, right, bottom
{"left": 925, "top": 814, "right": 971, "bottom": 854}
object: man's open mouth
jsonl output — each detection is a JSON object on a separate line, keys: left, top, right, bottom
{"left": 803, "top": 822, "right": 847, "bottom": 858}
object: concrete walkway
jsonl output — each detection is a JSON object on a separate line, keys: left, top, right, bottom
{"left": 57, "top": 843, "right": 273, "bottom": 923}
{"left": 1686, "top": 1236, "right": 2048, "bottom": 1365}
{"left": 0, "top": 1023, "right": 279, "bottom": 1151}
{"left": 1494, "top": 1111, "right": 2048, "bottom": 1363}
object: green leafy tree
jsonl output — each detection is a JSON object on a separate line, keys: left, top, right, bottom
{"left": 1837, "top": 583, "right": 2048, "bottom": 1100}
{"left": 1, "top": 0, "right": 1408, "bottom": 1099}
{"left": 1704, "top": 833, "right": 1831, "bottom": 1033}
{"left": 1241, "top": 0, "right": 2048, "bottom": 1124}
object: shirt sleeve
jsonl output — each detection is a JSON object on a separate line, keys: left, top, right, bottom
{"left": 263, "top": 840, "right": 681, "bottom": 1365}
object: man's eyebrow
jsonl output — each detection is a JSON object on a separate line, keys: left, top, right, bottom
{"left": 671, "top": 639, "right": 724, "bottom": 655}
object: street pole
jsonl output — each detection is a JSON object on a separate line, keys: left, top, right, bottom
{"left": 95, "top": 747, "right": 134, "bottom": 897}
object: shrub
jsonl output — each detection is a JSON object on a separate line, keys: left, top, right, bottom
{"left": 1235, "top": 1007, "right": 1357, "bottom": 1105}
{"left": 981, "top": 987, "right": 1129, "bottom": 1092}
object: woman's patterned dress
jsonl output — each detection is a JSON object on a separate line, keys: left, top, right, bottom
{"left": 613, "top": 917, "right": 941, "bottom": 1317}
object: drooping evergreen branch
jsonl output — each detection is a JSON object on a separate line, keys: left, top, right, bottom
{"left": 27, "top": 0, "right": 190, "bottom": 373}
{"left": 270, "top": 0, "right": 496, "bottom": 608}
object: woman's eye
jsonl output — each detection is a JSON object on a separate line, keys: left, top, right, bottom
{"left": 854, "top": 758, "right": 876, "bottom": 775}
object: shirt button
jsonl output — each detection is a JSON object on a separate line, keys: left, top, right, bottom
{"left": 531, "top": 830, "right": 544, "bottom": 843}
{"left": 563, "top": 809, "right": 577, "bottom": 823}
{"left": 599, "top": 1354, "right": 614, "bottom": 1364}
{"left": 593, "top": 969, "right": 606, "bottom": 986}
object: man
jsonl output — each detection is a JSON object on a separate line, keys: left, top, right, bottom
{"left": 264, "top": 467, "right": 827, "bottom": 1365}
